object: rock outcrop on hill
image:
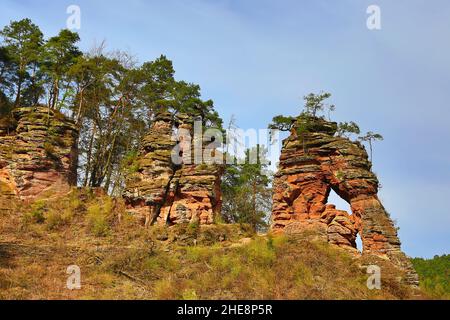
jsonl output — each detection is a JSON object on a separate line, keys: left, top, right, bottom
{"left": 123, "top": 112, "right": 223, "bottom": 226}
{"left": 0, "top": 107, "right": 78, "bottom": 200}
{"left": 271, "top": 115, "right": 419, "bottom": 285}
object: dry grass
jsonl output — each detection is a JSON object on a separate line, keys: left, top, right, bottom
{"left": 0, "top": 189, "right": 420, "bottom": 300}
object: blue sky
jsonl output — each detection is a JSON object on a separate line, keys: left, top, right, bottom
{"left": 1, "top": 0, "right": 449, "bottom": 258}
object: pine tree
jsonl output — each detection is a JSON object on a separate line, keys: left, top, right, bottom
{"left": 0, "top": 19, "right": 44, "bottom": 107}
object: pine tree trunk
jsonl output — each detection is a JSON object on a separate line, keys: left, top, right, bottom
{"left": 51, "top": 80, "right": 59, "bottom": 109}
{"left": 76, "top": 88, "right": 84, "bottom": 126}
{"left": 103, "top": 134, "right": 118, "bottom": 192}
{"left": 83, "top": 123, "right": 96, "bottom": 187}
{"left": 14, "top": 78, "right": 22, "bottom": 107}
{"left": 252, "top": 180, "right": 257, "bottom": 231}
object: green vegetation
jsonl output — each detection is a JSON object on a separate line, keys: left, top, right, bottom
{"left": 41, "top": 29, "right": 82, "bottom": 109}
{"left": 268, "top": 115, "right": 297, "bottom": 132}
{"left": 86, "top": 198, "right": 115, "bottom": 237}
{"left": 412, "top": 255, "right": 449, "bottom": 299}
{"left": 268, "top": 92, "right": 385, "bottom": 162}
{"left": 121, "top": 150, "right": 140, "bottom": 174}
{"left": 336, "top": 121, "right": 361, "bottom": 138}
{"left": 303, "top": 92, "right": 335, "bottom": 119}
{"left": 268, "top": 92, "right": 335, "bottom": 134}
{"left": 23, "top": 200, "right": 47, "bottom": 224}
{"left": 222, "top": 146, "right": 272, "bottom": 232}
{"left": 43, "top": 142, "right": 57, "bottom": 158}
{"left": 0, "top": 18, "right": 43, "bottom": 107}
{"left": 269, "top": 93, "right": 337, "bottom": 154}
{"left": 1, "top": 19, "right": 223, "bottom": 196}
{"left": 359, "top": 131, "right": 384, "bottom": 162}
{"left": 18, "top": 188, "right": 115, "bottom": 234}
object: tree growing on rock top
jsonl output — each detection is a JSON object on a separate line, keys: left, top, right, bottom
{"left": 41, "top": 29, "right": 82, "bottom": 110}
{"left": 269, "top": 92, "right": 336, "bottom": 133}
{"left": 359, "top": 131, "right": 384, "bottom": 162}
{"left": 0, "top": 18, "right": 44, "bottom": 107}
{"left": 336, "top": 121, "right": 361, "bottom": 139}
{"left": 303, "top": 91, "right": 335, "bottom": 119}
{"left": 268, "top": 115, "right": 297, "bottom": 132}
{"left": 269, "top": 92, "right": 337, "bottom": 153}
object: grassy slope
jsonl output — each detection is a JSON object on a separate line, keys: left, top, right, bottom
{"left": 0, "top": 188, "right": 419, "bottom": 300}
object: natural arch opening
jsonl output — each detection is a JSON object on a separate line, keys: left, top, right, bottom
{"left": 327, "top": 188, "right": 351, "bottom": 213}
{"left": 325, "top": 188, "right": 362, "bottom": 252}
{"left": 355, "top": 233, "right": 363, "bottom": 252}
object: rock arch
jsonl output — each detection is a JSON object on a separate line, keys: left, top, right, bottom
{"left": 271, "top": 116, "right": 418, "bottom": 285}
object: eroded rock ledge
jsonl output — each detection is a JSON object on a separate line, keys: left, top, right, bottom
{"left": 123, "top": 112, "right": 223, "bottom": 226}
{"left": 0, "top": 107, "right": 78, "bottom": 201}
{"left": 271, "top": 115, "right": 419, "bottom": 286}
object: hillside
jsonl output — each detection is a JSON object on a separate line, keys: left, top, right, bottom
{"left": 0, "top": 189, "right": 420, "bottom": 300}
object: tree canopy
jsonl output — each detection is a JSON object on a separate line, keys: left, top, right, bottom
{"left": 303, "top": 91, "right": 335, "bottom": 118}
{"left": 336, "top": 121, "right": 361, "bottom": 138}
{"left": 0, "top": 18, "right": 43, "bottom": 107}
{"left": 0, "top": 19, "right": 223, "bottom": 194}
{"left": 411, "top": 254, "right": 449, "bottom": 299}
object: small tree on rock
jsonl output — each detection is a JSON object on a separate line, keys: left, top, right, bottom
{"left": 359, "top": 131, "right": 384, "bottom": 162}
{"left": 304, "top": 91, "right": 335, "bottom": 118}
{"left": 336, "top": 121, "right": 361, "bottom": 139}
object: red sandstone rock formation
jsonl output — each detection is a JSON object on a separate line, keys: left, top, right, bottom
{"left": 271, "top": 115, "right": 418, "bottom": 285}
{"left": 123, "top": 112, "right": 223, "bottom": 226}
{"left": 0, "top": 107, "right": 78, "bottom": 200}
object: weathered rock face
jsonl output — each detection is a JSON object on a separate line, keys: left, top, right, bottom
{"left": 123, "top": 112, "right": 223, "bottom": 226}
{"left": 271, "top": 116, "right": 418, "bottom": 285}
{"left": 0, "top": 107, "right": 78, "bottom": 200}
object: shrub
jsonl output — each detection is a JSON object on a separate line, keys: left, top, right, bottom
{"left": 86, "top": 202, "right": 111, "bottom": 237}
{"left": 51, "top": 136, "right": 67, "bottom": 147}
{"left": 43, "top": 142, "right": 56, "bottom": 157}
{"left": 240, "top": 237, "right": 276, "bottom": 267}
{"left": 46, "top": 209, "right": 72, "bottom": 230}
{"left": 335, "top": 171, "right": 345, "bottom": 181}
{"left": 181, "top": 289, "right": 198, "bottom": 300}
{"left": 0, "top": 181, "right": 12, "bottom": 194}
{"left": 153, "top": 278, "right": 180, "bottom": 300}
{"left": 186, "top": 221, "right": 200, "bottom": 236}
{"left": 46, "top": 211, "right": 63, "bottom": 230}
{"left": 144, "top": 253, "right": 180, "bottom": 274}
{"left": 185, "top": 246, "right": 217, "bottom": 263}
{"left": 24, "top": 200, "right": 47, "bottom": 224}
{"left": 122, "top": 151, "right": 140, "bottom": 174}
